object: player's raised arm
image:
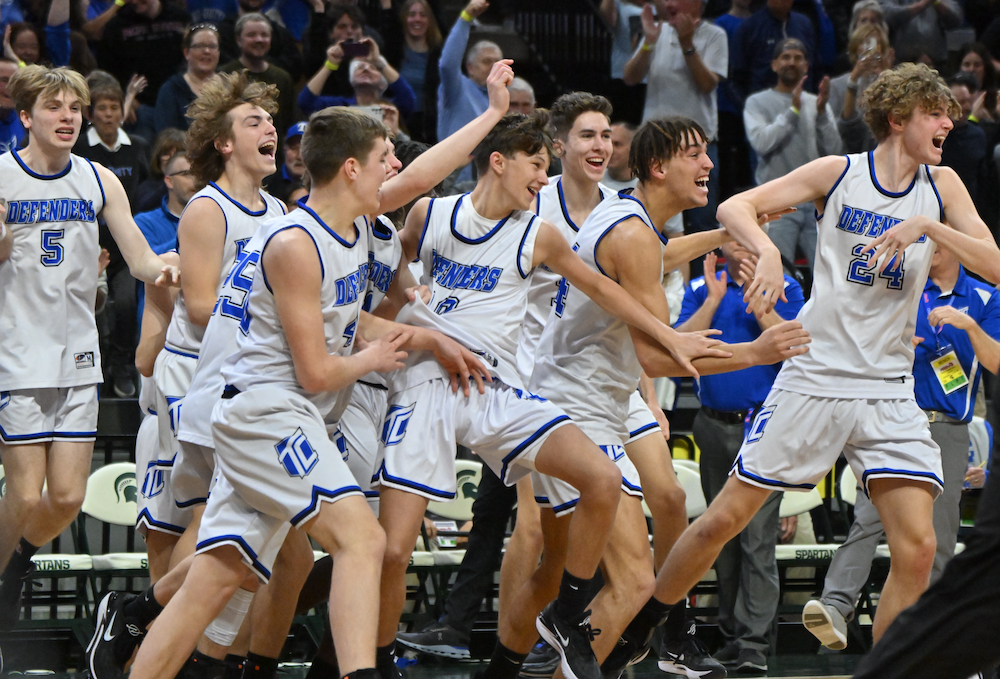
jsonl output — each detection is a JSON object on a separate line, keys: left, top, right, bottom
{"left": 864, "top": 166, "right": 1000, "bottom": 284}
{"left": 376, "top": 60, "right": 513, "bottom": 213}
{"left": 717, "top": 155, "right": 847, "bottom": 314}
{"left": 96, "top": 163, "right": 180, "bottom": 286}
{"left": 534, "top": 217, "right": 732, "bottom": 377}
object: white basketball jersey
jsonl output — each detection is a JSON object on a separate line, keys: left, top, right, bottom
{"left": 530, "top": 192, "right": 663, "bottom": 443}
{"left": 0, "top": 151, "right": 106, "bottom": 389}
{"left": 774, "top": 151, "right": 940, "bottom": 399}
{"left": 515, "top": 177, "right": 610, "bottom": 383}
{"left": 221, "top": 204, "right": 371, "bottom": 417}
{"left": 357, "top": 215, "right": 403, "bottom": 389}
{"left": 392, "top": 193, "right": 541, "bottom": 391}
{"left": 164, "top": 182, "right": 285, "bottom": 357}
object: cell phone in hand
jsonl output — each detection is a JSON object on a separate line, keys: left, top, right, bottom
{"left": 341, "top": 41, "right": 370, "bottom": 59}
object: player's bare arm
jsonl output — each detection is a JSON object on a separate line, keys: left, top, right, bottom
{"left": 399, "top": 196, "right": 431, "bottom": 263}
{"left": 535, "top": 217, "right": 730, "bottom": 377}
{"left": 136, "top": 252, "right": 180, "bottom": 377}
{"left": 718, "top": 156, "right": 848, "bottom": 314}
{"left": 862, "top": 166, "right": 1000, "bottom": 283}
{"left": 356, "top": 310, "right": 491, "bottom": 396}
{"left": 176, "top": 197, "right": 228, "bottom": 326}
{"left": 97, "top": 163, "right": 181, "bottom": 286}
{"left": 605, "top": 217, "right": 810, "bottom": 376}
{"left": 377, "top": 60, "right": 513, "bottom": 213}
{"left": 264, "top": 227, "right": 411, "bottom": 394}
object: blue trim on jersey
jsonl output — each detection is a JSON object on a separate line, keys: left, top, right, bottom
{"left": 371, "top": 216, "right": 394, "bottom": 240}
{"left": 868, "top": 150, "right": 916, "bottom": 198}
{"left": 378, "top": 464, "right": 456, "bottom": 499}
{"left": 196, "top": 534, "right": 272, "bottom": 580}
{"left": 616, "top": 190, "right": 662, "bottom": 238}
{"left": 136, "top": 508, "right": 186, "bottom": 535}
{"left": 297, "top": 201, "right": 360, "bottom": 248}
{"left": 926, "top": 166, "right": 944, "bottom": 223}
{"left": 164, "top": 345, "right": 199, "bottom": 360}
{"left": 260, "top": 224, "right": 325, "bottom": 293}
{"left": 175, "top": 496, "right": 207, "bottom": 508}
{"left": 499, "top": 415, "right": 572, "bottom": 483}
{"left": 629, "top": 422, "right": 659, "bottom": 438}
{"left": 83, "top": 158, "right": 107, "bottom": 210}
{"left": 516, "top": 216, "right": 537, "bottom": 279}
{"left": 861, "top": 467, "right": 943, "bottom": 492}
{"left": 289, "top": 484, "right": 365, "bottom": 526}
{"left": 823, "top": 156, "right": 851, "bottom": 209}
{"left": 415, "top": 198, "right": 434, "bottom": 263}
{"left": 450, "top": 194, "right": 513, "bottom": 244}
{"left": 593, "top": 216, "right": 641, "bottom": 278}
{"left": 12, "top": 149, "right": 71, "bottom": 179}
{"left": 734, "top": 458, "right": 816, "bottom": 489}
{"left": 186, "top": 195, "right": 229, "bottom": 242}
{"left": 557, "top": 178, "right": 581, "bottom": 233}
{"left": 208, "top": 181, "right": 269, "bottom": 217}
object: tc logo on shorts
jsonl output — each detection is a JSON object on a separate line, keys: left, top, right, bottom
{"left": 0, "top": 392, "right": 8, "bottom": 412}
{"left": 746, "top": 406, "right": 776, "bottom": 444}
{"left": 381, "top": 403, "right": 416, "bottom": 447}
{"left": 331, "top": 428, "right": 349, "bottom": 461}
{"left": 276, "top": 428, "right": 319, "bottom": 478}
{"left": 141, "top": 463, "right": 165, "bottom": 499}
{"left": 75, "top": 352, "right": 95, "bottom": 369}
{"left": 600, "top": 445, "right": 626, "bottom": 462}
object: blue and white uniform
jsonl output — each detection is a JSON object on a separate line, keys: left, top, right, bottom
{"left": 530, "top": 191, "right": 662, "bottom": 513}
{"left": 735, "top": 151, "right": 944, "bottom": 495}
{"left": 0, "top": 150, "right": 105, "bottom": 443}
{"left": 163, "top": 185, "right": 284, "bottom": 515}
{"left": 200, "top": 205, "right": 369, "bottom": 582}
{"left": 372, "top": 193, "right": 572, "bottom": 500}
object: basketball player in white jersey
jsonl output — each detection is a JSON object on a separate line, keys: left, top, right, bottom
{"left": 373, "top": 113, "right": 738, "bottom": 679}
{"left": 0, "top": 65, "right": 179, "bottom": 631}
{"left": 614, "top": 62, "right": 1000, "bottom": 659}
{"left": 125, "top": 108, "right": 493, "bottom": 679}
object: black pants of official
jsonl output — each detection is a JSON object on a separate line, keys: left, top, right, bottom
{"left": 852, "top": 446, "right": 1000, "bottom": 678}
{"left": 439, "top": 465, "right": 517, "bottom": 635}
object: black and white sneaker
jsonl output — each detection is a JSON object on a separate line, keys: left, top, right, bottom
{"left": 87, "top": 591, "right": 142, "bottom": 679}
{"left": 658, "top": 624, "right": 726, "bottom": 679}
{"left": 535, "top": 602, "right": 602, "bottom": 679}
{"left": 601, "top": 630, "right": 650, "bottom": 679}
{"left": 396, "top": 621, "right": 470, "bottom": 659}
{"left": 0, "top": 561, "right": 35, "bottom": 632}
{"left": 519, "top": 641, "right": 560, "bottom": 679}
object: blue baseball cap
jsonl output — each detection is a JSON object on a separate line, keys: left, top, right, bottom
{"left": 286, "top": 121, "right": 307, "bottom": 141}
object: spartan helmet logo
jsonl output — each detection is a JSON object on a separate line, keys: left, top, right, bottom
{"left": 456, "top": 469, "right": 478, "bottom": 500}
{"left": 115, "top": 472, "right": 137, "bottom": 504}
{"left": 0, "top": 477, "right": 5, "bottom": 498}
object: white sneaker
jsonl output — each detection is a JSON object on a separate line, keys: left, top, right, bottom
{"left": 802, "top": 599, "right": 848, "bottom": 650}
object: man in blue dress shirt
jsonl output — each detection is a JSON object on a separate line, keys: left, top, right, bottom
{"left": 676, "top": 241, "right": 805, "bottom": 673}
{"left": 804, "top": 243, "right": 1000, "bottom": 653}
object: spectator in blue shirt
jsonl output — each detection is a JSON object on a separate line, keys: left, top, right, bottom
{"left": 134, "top": 150, "right": 196, "bottom": 321}
{"left": 732, "top": 0, "right": 815, "bottom": 99}
{"left": 0, "top": 57, "right": 25, "bottom": 153}
{"left": 436, "top": 0, "right": 501, "bottom": 182}
{"left": 677, "top": 243, "right": 805, "bottom": 674}
{"left": 804, "top": 244, "right": 1000, "bottom": 653}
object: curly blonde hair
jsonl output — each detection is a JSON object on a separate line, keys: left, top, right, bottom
{"left": 185, "top": 70, "right": 279, "bottom": 186}
{"left": 861, "top": 63, "right": 960, "bottom": 142}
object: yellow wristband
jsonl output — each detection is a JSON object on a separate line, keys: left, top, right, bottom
{"left": 791, "top": 106, "right": 800, "bottom": 115}
{"left": 970, "top": 114, "right": 980, "bottom": 123}
{"left": 114, "top": 0, "right": 125, "bottom": 7}
{"left": 324, "top": 59, "right": 339, "bottom": 71}
{"left": 641, "top": 41, "right": 654, "bottom": 52}
{"left": 16, "top": 60, "right": 25, "bottom": 67}
{"left": 460, "top": 9, "right": 473, "bottom": 22}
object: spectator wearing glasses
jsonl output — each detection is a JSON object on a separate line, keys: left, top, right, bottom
{"left": 135, "top": 127, "right": 187, "bottom": 212}
{"left": 154, "top": 23, "right": 220, "bottom": 134}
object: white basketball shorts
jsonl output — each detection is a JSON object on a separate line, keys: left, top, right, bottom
{"left": 0, "top": 385, "right": 98, "bottom": 444}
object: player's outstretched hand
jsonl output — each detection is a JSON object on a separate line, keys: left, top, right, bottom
{"left": 663, "top": 328, "right": 729, "bottom": 379}
{"left": 860, "top": 214, "right": 932, "bottom": 273}
{"left": 405, "top": 284, "right": 432, "bottom": 304}
{"left": 155, "top": 263, "right": 181, "bottom": 287}
{"left": 928, "top": 305, "right": 975, "bottom": 331}
{"left": 751, "top": 320, "right": 810, "bottom": 364}
{"left": 487, "top": 59, "right": 514, "bottom": 114}
{"left": 357, "top": 327, "right": 411, "bottom": 374}
{"left": 429, "top": 334, "right": 493, "bottom": 396}
{"left": 742, "top": 248, "right": 787, "bottom": 315}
